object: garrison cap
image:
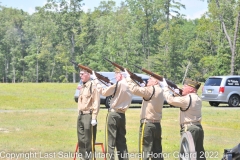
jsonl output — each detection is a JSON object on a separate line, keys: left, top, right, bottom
{"left": 80, "top": 68, "right": 90, "bottom": 74}
{"left": 184, "top": 78, "right": 201, "bottom": 90}
{"left": 114, "top": 67, "right": 121, "bottom": 73}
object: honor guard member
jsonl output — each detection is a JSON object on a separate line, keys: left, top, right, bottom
{"left": 160, "top": 78, "right": 205, "bottom": 160}
{"left": 124, "top": 70, "right": 164, "bottom": 160}
{"left": 77, "top": 69, "right": 100, "bottom": 160}
{"left": 92, "top": 68, "right": 132, "bottom": 160}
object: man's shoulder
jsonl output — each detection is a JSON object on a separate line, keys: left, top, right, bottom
{"left": 188, "top": 93, "right": 201, "bottom": 100}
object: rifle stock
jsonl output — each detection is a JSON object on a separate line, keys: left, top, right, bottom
{"left": 103, "top": 58, "right": 145, "bottom": 86}
{"left": 133, "top": 65, "right": 182, "bottom": 96}
{"left": 71, "top": 60, "right": 113, "bottom": 85}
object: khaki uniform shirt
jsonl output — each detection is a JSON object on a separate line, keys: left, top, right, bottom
{"left": 126, "top": 77, "right": 164, "bottom": 121}
{"left": 78, "top": 80, "right": 100, "bottom": 119}
{"left": 93, "top": 78, "right": 132, "bottom": 112}
{"left": 163, "top": 87, "right": 202, "bottom": 125}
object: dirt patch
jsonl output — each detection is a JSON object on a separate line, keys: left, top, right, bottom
{"left": 0, "top": 128, "right": 10, "bottom": 133}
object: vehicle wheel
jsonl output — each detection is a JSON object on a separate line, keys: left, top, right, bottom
{"left": 209, "top": 102, "right": 220, "bottom": 107}
{"left": 105, "top": 96, "right": 111, "bottom": 108}
{"left": 180, "top": 131, "right": 196, "bottom": 160}
{"left": 228, "top": 95, "right": 240, "bottom": 107}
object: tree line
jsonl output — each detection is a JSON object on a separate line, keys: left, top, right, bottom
{"left": 0, "top": 0, "right": 239, "bottom": 83}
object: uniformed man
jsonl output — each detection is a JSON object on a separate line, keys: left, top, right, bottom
{"left": 77, "top": 69, "right": 100, "bottom": 160}
{"left": 125, "top": 70, "right": 164, "bottom": 160}
{"left": 92, "top": 68, "right": 133, "bottom": 160}
{"left": 160, "top": 78, "right": 206, "bottom": 160}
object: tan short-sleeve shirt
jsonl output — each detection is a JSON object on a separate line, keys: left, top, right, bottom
{"left": 78, "top": 80, "right": 100, "bottom": 119}
{"left": 163, "top": 87, "right": 202, "bottom": 124}
{"left": 126, "top": 77, "right": 164, "bottom": 121}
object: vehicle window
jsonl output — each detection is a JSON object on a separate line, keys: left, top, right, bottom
{"left": 110, "top": 77, "right": 116, "bottom": 83}
{"left": 79, "top": 80, "right": 83, "bottom": 85}
{"left": 225, "top": 78, "right": 240, "bottom": 86}
{"left": 204, "top": 78, "right": 222, "bottom": 86}
{"left": 142, "top": 78, "right": 148, "bottom": 84}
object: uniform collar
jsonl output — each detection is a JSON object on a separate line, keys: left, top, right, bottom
{"left": 83, "top": 80, "right": 92, "bottom": 87}
{"left": 189, "top": 92, "right": 198, "bottom": 96}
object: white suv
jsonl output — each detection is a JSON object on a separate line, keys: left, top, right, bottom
{"left": 201, "top": 76, "right": 240, "bottom": 107}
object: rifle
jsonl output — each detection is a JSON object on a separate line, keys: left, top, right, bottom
{"left": 103, "top": 58, "right": 145, "bottom": 86}
{"left": 133, "top": 65, "right": 183, "bottom": 96}
{"left": 71, "top": 60, "right": 113, "bottom": 86}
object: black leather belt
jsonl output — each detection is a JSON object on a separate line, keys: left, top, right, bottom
{"left": 108, "top": 108, "right": 125, "bottom": 114}
{"left": 180, "top": 121, "right": 201, "bottom": 129}
{"left": 140, "top": 119, "right": 160, "bottom": 123}
{"left": 79, "top": 110, "right": 92, "bottom": 115}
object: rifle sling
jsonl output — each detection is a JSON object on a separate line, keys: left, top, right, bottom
{"left": 111, "top": 81, "right": 118, "bottom": 98}
{"left": 83, "top": 81, "right": 92, "bottom": 94}
{"left": 180, "top": 95, "right": 191, "bottom": 112}
{"left": 143, "top": 86, "right": 155, "bottom": 101}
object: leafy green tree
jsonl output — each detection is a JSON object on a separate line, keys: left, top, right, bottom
{"left": 126, "top": 0, "right": 163, "bottom": 68}
{"left": 23, "top": 11, "right": 58, "bottom": 82}
{"left": 0, "top": 0, "right": 239, "bottom": 83}
{"left": 208, "top": 0, "right": 240, "bottom": 75}
{"left": 42, "top": 0, "right": 83, "bottom": 82}
{"left": 0, "top": 6, "right": 28, "bottom": 82}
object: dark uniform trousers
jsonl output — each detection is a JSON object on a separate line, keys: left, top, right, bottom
{"left": 107, "top": 112, "right": 128, "bottom": 160}
{"left": 139, "top": 122, "right": 163, "bottom": 160}
{"left": 77, "top": 113, "right": 97, "bottom": 160}
{"left": 180, "top": 124, "right": 206, "bottom": 160}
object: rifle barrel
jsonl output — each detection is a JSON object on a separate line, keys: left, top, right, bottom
{"left": 104, "top": 58, "right": 144, "bottom": 85}
{"left": 71, "top": 61, "right": 112, "bottom": 86}
{"left": 133, "top": 64, "right": 142, "bottom": 70}
{"left": 70, "top": 60, "right": 78, "bottom": 66}
{"left": 103, "top": 57, "right": 112, "bottom": 64}
{"left": 133, "top": 65, "right": 182, "bottom": 95}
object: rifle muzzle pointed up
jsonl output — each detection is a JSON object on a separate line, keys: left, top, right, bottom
{"left": 70, "top": 60, "right": 78, "bottom": 66}
{"left": 133, "top": 64, "right": 182, "bottom": 96}
{"left": 132, "top": 64, "right": 142, "bottom": 71}
{"left": 103, "top": 57, "right": 124, "bottom": 71}
{"left": 103, "top": 58, "right": 144, "bottom": 85}
{"left": 103, "top": 57, "right": 112, "bottom": 64}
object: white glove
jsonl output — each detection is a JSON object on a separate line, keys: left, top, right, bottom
{"left": 122, "top": 69, "right": 130, "bottom": 78}
{"left": 140, "top": 83, "right": 145, "bottom": 87}
{"left": 159, "top": 78, "right": 168, "bottom": 88}
{"left": 91, "top": 119, "right": 97, "bottom": 126}
{"left": 90, "top": 71, "right": 97, "bottom": 80}
{"left": 174, "top": 89, "right": 180, "bottom": 94}
{"left": 107, "top": 83, "right": 112, "bottom": 86}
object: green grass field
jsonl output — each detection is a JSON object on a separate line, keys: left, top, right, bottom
{"left": 0, "top": 83, "right": 240, "bottom": 160}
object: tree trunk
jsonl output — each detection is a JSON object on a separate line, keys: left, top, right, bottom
{"left": 12, "top": 56, "right": 16, "bottom": 83}
{"left": 50, "top": 59, "right": 55, "bottom": 82}
{"left": 232, "top": 12, "right": 240, "bottom": 75}
{"left": 182, "top": 61, "right": 191, "bottom": 84}
{"left": 71, "top": 34, "right": 76, "bottom": 83}
{"left": 22, "top": 65, "right": 25, "bottom": 83}
{"left": 5, "top": 57, "right": 8, "bottom": 83}
{"left": 36, "top": 46, "right": 39, "bottom": 83}
{"left": 216, "top": 0, "right": 240, "bottom": 75}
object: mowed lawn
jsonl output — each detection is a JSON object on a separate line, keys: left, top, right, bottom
{"left": 0, "top": 83, "right": 240, "bottom": 160}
